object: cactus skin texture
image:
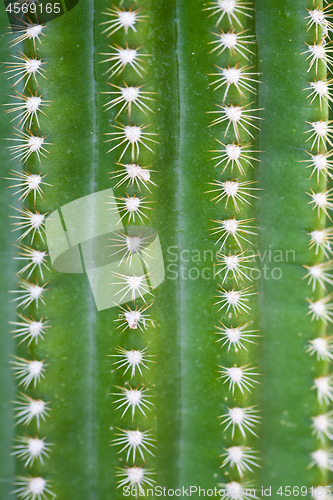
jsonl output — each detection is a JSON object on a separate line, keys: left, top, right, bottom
{"left": 1, "top": 0, "right": 333, "bottom": 499}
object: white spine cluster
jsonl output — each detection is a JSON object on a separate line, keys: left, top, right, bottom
{"left": 14, "top": 394, "right": 50, "bottom": 429}
{"left": 116, "top": 466, "right": 155, "bottom": 494}
{"left": 218, "top": 364, "right": 260, "bottom": 395}
{"left": 214, "top": 321, "right": 259, "bottom": 352}
{"left": 219, "top": 406, "right": 261, "bottom": 438}
{"left": 220, "top": 446, "right": 260, "bottom": 476}
{"left": 115, "top": 303, "right": 154, "bottom": 332}
{"left": 100, "top": 6, "right": 146, "bottom": 37}
{"left": 112, "top": 385, "right": 154, "bottom": 420}
{"left": 10, "top": 357, "right": 45, "bottom": 388}
{"left": 112, "top": 428, "right": 156, "bottom": 462}
{"left": 109, "top": 346, "right": 154, "bottom": 378}
{"left": 111, "top": 271, "right": 153, "bottom": 303}
{"left": 4, "top": 50, "right": 47, "bottom": 89}
{"left": 302, "top": 9, "right": 333, "bottom": 483}
{"left": 105, "top": 122, "right": 158, "bottom": 161}
{"left": 99, "top": 44, "right": 151, "bottom": 78}
{"left": 3, "top": 16, "right": 54, "bottom": 494}
{"left": 12, "top": 435, "right": 52, "bottom": 467}
{"left": 9, "top": 314, "right": 51, "bottom": 345}
{"left": 13, "top": 476, "right": 54, "bottom": 500}
{"left": 107, "top": 193, "right": 154, "bottom": 223}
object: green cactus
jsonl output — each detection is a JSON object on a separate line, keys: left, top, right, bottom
{"left": 1, "top": 0, "right": 333, "bottom": 499}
